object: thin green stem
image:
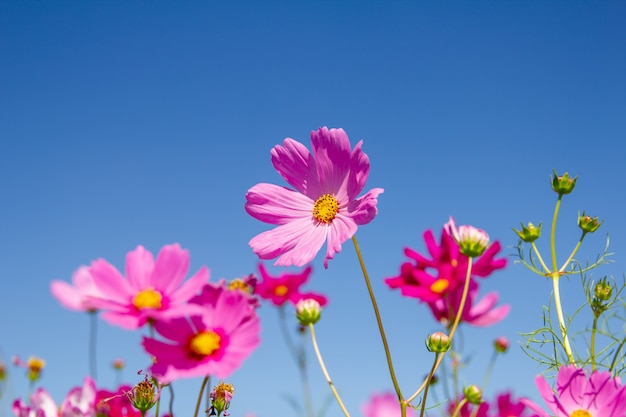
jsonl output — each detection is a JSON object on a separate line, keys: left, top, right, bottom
{"left": 609, "top": 335, "right": 626, "bottom": 373}
{"left": 193, "top": 376, "right": 209, "bottom": 417}
{"left": 591, "top": 315, "right": 598, "bottom": 371}
{"left": 481, "top": 351, "right": 498, "bottom": 391}
{"left": 351, "top": 236, "right": 403, "bottom": 401}
{"left": 89, "top": 311, "right": 98, "bottom": 381}
{"left": 530, "top": 242, "right": 550, "bottom": 274}
{"left": 168, "top": 383, "right": 174, "bottom": 417}
{"left": 451, "top": 399, "right": 468, "bottom": 417}
{"left": 550, "top": 195, "right": 562, "bottom": 272}
{"left": 406, "top": 257, "right": 474, "bottom": 405}
{"left": 419, "top": 353, "right": 440, "bottom": 417}
{"left": 308, "top": 323, "right": 351, "bottom": 417}
{"left": 558, "top": 234, "right": 585, "bottom": 273}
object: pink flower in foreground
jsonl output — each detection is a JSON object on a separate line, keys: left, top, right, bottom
{"left": 255, "top": 263, "right": 328, "bottom": 307}
{"left": 61, "top": 376, "right": 96, "bottom": 417}
{"left": 88, "top": 244, "right": 210, "bottom": 329}
{"left": 142, "top": 285, "right": 261, "bottom": 382}
{"left": 96, "top": 385, "right": 142, "bottom": 417}
{"left": 361, "top": 392, "right": 415, "bottom": 417}
{"left": 521, "top": 365, "right": 626, "bottom": 417}
{"left": 51, "top": 266, "right": 105, "bottom": 312}
{"left": 12, "top": 388, "right": 57, "bottom": 417}
{"left": 495, "top": 392, "right": 538, "bottom": 417}
{"left": 448, "top": 400, "right": 489, "bottom": 417}
{"left": 245, "top": 126, "right": 384, "bottom": 268}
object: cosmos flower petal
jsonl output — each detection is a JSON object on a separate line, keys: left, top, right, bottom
{"left": 152, "top": 243, "right": 190, "bottom": 294}
{"left": 347, "top": 188, "right": 384, "bottom": 225}
{"left": 125, "top": 245, "right": 155, "bottom": 290}
{"left": 271, "top": 137, "right": 319, "bottom": 196}
{"left": 324, "top": 215, "right": 358, "bottom": 267}
{"left": 310, "top": 127, "right": 351, "bottom": 195}
{"left": 467, "top": 304, "right": 510, "bottom": 326}
{"left": 276, "top": 221, "right": 328, "bottom": 267}
{"left": 50, "top": 281, "right": 86, "bottom": 311}
{"left": 100, "top": 311, "right": 141, "bottom": 330}
{"left": 345, "top": 140, "right": 371, "bottom": 201}
{"left": 169, "top": 265, "right": 210, "bottom": 303}
{"left": 89, "top": 259, "right": 134, "bottom": 302}
{"left": 245, "top": 183, "right": 314, "bottom": 225}
{"left": 519, "top": 398, "right": 551, "bottom": 417}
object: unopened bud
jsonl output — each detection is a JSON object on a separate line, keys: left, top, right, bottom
{"left": 551, "top": 170, "right": 577, "bottom": 195}
{"left": 578, "top": 212, "right": 602, "bottom": 234}
{"left": 463, "top": 385, "right": 482, "bottom": 405}
{"left": 444, "top": 217, "right": 490, "bottom": 257}
{"left": 296, "top": 299, "right": 321, "bottom": 326}
{"left": 494, "top": 337, "right": 509, "bottom": 353}
{"left": 513, "top": 222, "right": 542, "bottom": 243}
{"left": 594, "top": 279, "right": 612, "bottom": 301}
{"left": 426, "top": 331, "right": 451, "bottom": 353}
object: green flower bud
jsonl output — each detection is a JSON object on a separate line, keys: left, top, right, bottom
{"left": 126, "top": 376, "right": 159, "bottom": 413}
{"left": 426, "top": 331, "right": 451, "bottom": 353}
{"left": 594, "top": 279, "right": 612, "bottom": 301}
{"left": 296, "top": 299, "right": 321, "bottom": 326}
{"left": 551, "top": 170, "right": 577, "bottom": 195}
{"left": 513, "top": 222, "right": 542, "bottom": 242}
{"left": 578, "top": 212, "right": 603, "bottom": 234}
{"left": 494, "top": 336, "right": 509, "bottom": 353}
{"left": 463, "top": 385, "right": 482, "bottom": 405}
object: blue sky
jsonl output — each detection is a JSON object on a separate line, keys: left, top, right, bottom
{"left": 1, "top": 1, "right": 625, "bottom": 416}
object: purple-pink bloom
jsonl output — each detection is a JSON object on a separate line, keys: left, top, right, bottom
{"left": 61, "top": 376, "right": 96, "bottom": 417}
{"left": 142, "top": 284, "right": 261, "bottom": 382}
{"left": 51, "top": 266, "right": 105, "bottom": 312}
{"left": 88, "top": 244, "right": 210, "bottom": 329}
{"left": 495, "top": 392, "right": 538, "bottom": 417}
{"left": 521, "top": 365, "right": 626, "bottom": 417}
{"left": 361, "top": 392, "right": 415, "bottom": 417}
{"left": 13, "top": 388, "right": 57, "bottom": 417}
{"left": 245, "top": 127, "right": 384, "bottom": 268}
{"left": 255, "top": 263, "right": 328, "bottom": 307}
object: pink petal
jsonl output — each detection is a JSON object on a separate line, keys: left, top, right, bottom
{"left": 536, "top": 374, "right": 569, "bottom": 417}
{"left": 467, "top": 304, "right": 510, "bottom": 326}
{"left": 89, "top": 259, "right": 134, "bottom": 303}
{"left": 152, "top": 243, "right": 190, "bottom": 294}
{"left": 245, "top": 183, "right": 313, "bottom": 225}
{"left": 125, "top": 245, "right": 155, "bottom": 290}
{"left": 169, "top": 265, "right": 210, "bottom": 303}
{"left": 50, "top": 281, "right": 84, "bottom": 311}
{"left": 270, "top": 137, "right": 320, "bottom": 197}
{"left": 324, "top": 215, "right": 357, "bottom": 268}
{"left": 347, "top": 188, "right": 384, "bottom": 225}
{"left": 100, "top": 311, "right": 141, "bottom": 329}
{"left": 519, "top": 398, "right": 550, "bottom": 417}
{"left": 310, "top": 127, "right": 351, "bottom": 196}
{"left": 153, "top": 316, "right": 197, "bottom": 342}
{"left": 556, "top": 366, "right": 586, "bottom": 411}
{"left": 345, "top": 140, "right": 371, "bottom": 201}
{"left": 31, "top": 388, "right": 58, "bottom": 417}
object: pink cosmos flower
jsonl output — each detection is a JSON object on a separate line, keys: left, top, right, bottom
{"left": 51, "top": 266, "right": 105, "bottom": 312}
{"left": 361, "top": 392, "right": 415, "bottom": 417}
{"left": 495, "top": 392, "right": 538, "bottom": 417}
{"left": 61, "top": 376, "right": 96, "bottom": 417}
{"left": 142, "top": 284, "right": 261, "bottom": 382}
{"left": 448, "top": 400, "right": 489, "bottom": 417}
{"left": 245, "top": 127, "right": 384, "bottom": 268}
{"left": 88, "top": 244, "right": 210, "bottom": 329}
{"left": 521, "top": 365, "right": 626, "bottom": 417}
{"left": 13, "top": 388, "right": 57, "bottom": 417}
{"left": 255, "top": 263, "right": 328, "bottom": 307}
{"left": 96, "top": 385, "right": 142, "bottom": 417}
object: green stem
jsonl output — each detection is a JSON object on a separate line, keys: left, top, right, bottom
{"left": 609, "top": 335, "right": 626, "bottom": 373}
{"left": 530, "top": 242, "right": 550, "bottom": 274}
{"left": 451, "top": 398, "right": 468, "bottom": 417}
{"left": 308, "top": 323, "right": 351, "bottom": 417}
{"left": 481, "top": 351, "right": 498, "bottom": 391}
{"left": 549, "top": 195, "right": 575, "bottom": 364}
{"left": 351, "top": 236, "right": 403, "bottom": 401}
{"left": 558, "top": 234, "right": 585, "bottom": 273}
{"left": 193, "top": 376, "right": 209, "bottom": 417}
{"left": 591, "top": 315, "right": 598, "bottom": 371}
{"left": 406, "top": 257, "right": 474, "bottom": 405}
{"left": 419, "top": 353, "right": 440, "bottom": 417}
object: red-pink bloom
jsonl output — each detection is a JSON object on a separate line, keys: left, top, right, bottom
{"left": 61, "top": 376, "right": 96, "bottom": 417}
{"left": 521, "top": 365, "right": 626, "bottom": 417}
{"left": 51, "top": 266, "right": 105, "bottom": 312}
{"left": 245, "top": 127, "right": 384, "bottom": 268}
{"left": 361, "top": 392, "right": 415, "bottom": 417}
{"left": 96, "top": 385, "right": 142, "bottom": 417}
{"left": 12, "top": 388, "right": 57, "bottom": 417}
{"left": 448, "top": 400, "right": 489, "bottom": 417}
{"left": 494, "top": 392, "right": 538, "bottom": 417}
{"left": 255, "top": 263, "right": 327, "bottom": 307}
{"left": 142, "top": 285, "right": 261, "bottom": 382}
{"left": 88, "top": 244, "right": 209, "bottom": 329}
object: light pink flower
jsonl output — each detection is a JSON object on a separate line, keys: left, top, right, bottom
{"left": 88, "top": 244, "right": 210, "bottom": 329}
{"left": 51, "top": 266, "right": 104, "bottom": 312}
{"left": 142, "top": 285, "right": 261, "bottom": 382}
{"left": 12, "top": 388, "right": 57, "bottom": 417}
{"left": 444, "top": 217, "right": 490, "bottom": 257}
{"left": 61, "top": 376, "right": 96, "bottom": 417}
{"left": 245, "top": 127, "right": 384, "bottom": 268}
{"left": 361, "top": 392, "right": 415, "bottom": 417}
{"left": 255, "top": 263, "right": 327, "bottom": 307}
{"left": 521, "top": 365, "right": 626, "bottom": 417}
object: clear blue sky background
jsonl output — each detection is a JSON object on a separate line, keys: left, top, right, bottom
{"left": 1, "top": 1, "right": 625, "bottom": 416}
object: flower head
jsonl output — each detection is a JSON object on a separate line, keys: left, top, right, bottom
{"left": 551, "top": 170, "right": 577, "bottom": 195}
{"left": 13, "top": 356, "right": 46, "bottom": 382}
{"left": 245, "top": 127, "right": 384, "bottom": 268}
{"left": 88, "top": 244, "right": 210, "bottom": 329}
{"left": 142, "top": 285, "right": 261, "bottom": 382}
{"left": 444, "top": 217, "right": 490, "bottom": 258}
{"left": 12, "top": 388, "right": 57, "bottom": 417}
{"left": 209, "top": 382, "right": 235, "bottom": 416}
{"left": 125, "top": 375, "right": 160, "bottom": 414}
{"left": 513, "top": 222, "right": 542, "bottom": 243}
{"left": 578, "top": 212, "right": 603, "bottom": 234}
{"left": 361, "top": 392, "right": 415, "bottom": 417}
{"left": 295, "top": 298, "right": 322, "bottom": 326}
{"left": 51, "top": 266, "right": 105, "bottom": 312}
{"left": 521, "top": 365, "right": 626, "bottom": 417}
{"left": 255, "top": 263, "right": 327, "bottom": 307}
{"left": 425, "top": 331, "right": 451, "bottom": 353}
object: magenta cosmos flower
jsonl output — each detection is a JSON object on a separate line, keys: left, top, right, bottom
{"left": 245, "top": 127, "right": 384, "bottom": 268}
{"left": 142, "top": 284, "right": 261, "bottom": 382}
{"left": 13, "top": 388, "right": 57, "bottom": 417}
{"left": 51, "top": 266, "right": 105, "bottom": 312}
{"left": 256, "top": 263, "right": 328, "bottom": 307}
{"left": 361, "top": 392, "right": 415, "bottom": 417}
{"left": 521, "top": 365, "right": 626, "bottom": 417}
{"left": 96, "top": 385, "right": 142, "bottom": 417}
{"left": 88, "top": 244, "right": 209, "bottom": 329}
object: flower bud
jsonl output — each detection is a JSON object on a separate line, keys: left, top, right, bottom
{"left": 494, "top": 336, "right": 509, "bottom": 353}
{"left": 112, "top": 359, "right": 125, "bottom": 370}
{"left": 26, "top": 356, "right": 45, "bottom": 382}
{"left": 296, "top": 298, "right": 321, "bottom": 326}
{"left": 594, "top": 279, "right": 612, "bottom": 301}
{"left": 209, "top": 382, "right": 235, "bottom": 416}
{"left": 426, "top": 331, "right": 451, "bottom": 353}
{"left": 463, "top": 385, "right": 482, "bottom": 405}
{"left": 578, "top": 212, "right": 603, "bottom": 234}
{"left": 551, "top": 170, "right": 577, "bottom": 195}
{"left": 444, "top": 217, "right": 490, "bottom": 257}
{"left": 513, "top": 222, "right": 542, "bottom": 243}
{"left": 126, "top": 375, "right": 159, "bottom": 413}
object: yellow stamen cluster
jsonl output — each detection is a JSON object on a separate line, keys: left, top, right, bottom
{"left": 274, "top": 285, "right": 288, "bottom": 296}
{"left": 570, "top": 410, "right": 592, "bottom": 417}
{"left": 189, "top": 330, "right": 221, "bottom": 357}
{"left": 312, "top": 194, "right": 339, "bottom": 223}
{"left": 430, "top": 279, "right": 449, "bottom": 294}
{"left": 132, "top": 288, "right": 163, "bottom": 310}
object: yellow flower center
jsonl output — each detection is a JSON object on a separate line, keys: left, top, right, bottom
{"left": 27, "top": 358, "right": 45, "bottom": 373}
{"left": 228, "top": 278, "right": 248, "bottom": 292}
{"left": 132, "top": 288, "right": 163, "bottom": 310}
{"left": 274, "top": 285, "right": 288, "bottom": 296}
{"left": 570, "top": 410, "right": 592, "bottom": 417}
{"left": 312, "top": 194, "right": 339, "bottom": 223}
{"left": 430, "top": 279, "right": 449, "bottom": 294}
{"left": 189, "top": 330, "right": 221, "bottom": 357}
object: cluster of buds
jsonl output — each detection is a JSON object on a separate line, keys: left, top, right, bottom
{"left": 208, "top": 382, "right": 235, "bottom": 416}
{"left": 295, "top": 298, "right": 321, "bottom": 326}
